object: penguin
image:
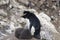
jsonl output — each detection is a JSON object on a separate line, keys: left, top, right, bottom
{"left": 21, "top": 11, "right": 41, "bottom": 39}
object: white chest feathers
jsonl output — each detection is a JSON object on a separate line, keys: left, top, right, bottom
{"left": 24, "top": 18, "right": 35, "bottom": 35}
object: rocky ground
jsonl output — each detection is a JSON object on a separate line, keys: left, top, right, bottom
{"left": 0, "top": 0, "right": 60, "bottom": 40}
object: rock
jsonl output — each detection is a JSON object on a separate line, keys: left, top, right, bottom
{"left": 16, "top": 0, "right": 29, "bottom": 6}
{"left": 10, "top": 0, "right": 26, "bottom": 8}
{"left": 9, "top": 8, "right": 24, "bottom": 17}
{"left": 15, "top": 28, "right": 32, "bottom": 39}
{"left": 0, "top": 9, "right": 7, "bottom": 16}
{"left": 58, "top": 10, "right": 60, "bottom": 16}
{"left": 39, "top": 12, "right": 51, "bottom": 22}
{"left": 52, "top": 5, "right": 57, "bottom": 10}
{"left": 0, "top": 0, "right": 9, "bottom": 5}
{"left": 37, "top": 12, "right": 59, "bottom": 40}
{"left": 51, "top": 16, "right": 55, "bottom": 21}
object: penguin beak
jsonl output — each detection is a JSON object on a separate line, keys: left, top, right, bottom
{"left": 21, "top": 13, "right": 26, "bottom": 17}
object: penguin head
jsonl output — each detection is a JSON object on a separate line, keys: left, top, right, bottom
{"left": 22, "top": 11, "right": 32, "bottom": 18}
